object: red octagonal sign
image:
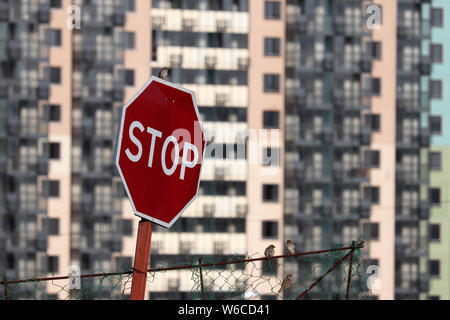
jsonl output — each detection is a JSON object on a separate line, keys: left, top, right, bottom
{"left": 115, "top": 76, "right": 206, "bottom": 228}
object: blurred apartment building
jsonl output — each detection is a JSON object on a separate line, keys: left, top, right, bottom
{"left": 0, "top": 0, "right": 448, "bottom": 300}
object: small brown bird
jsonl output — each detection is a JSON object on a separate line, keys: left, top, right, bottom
{"left": 286, "top": 240, "right": 297, "bottom": 255}
{"left": 158, "top": 67, "right": 170, "bottom": 81}
{"left": 279, "top": 274, "right": 293, "bottom": 293}
{"left": 264, "top": 244, "right": 275, "bottom": 258}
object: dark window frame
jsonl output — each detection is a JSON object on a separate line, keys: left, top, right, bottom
{"left": 429, "top": 152, "right": 442, "bottom": 170}
{"left": 264, "top": 1, "right": 281, "bottom": 19}
{"left": 429, "top": 260, "right": 440, "bottom": 277}
{"left": 263, "top": 110, "right": 280, "bottom": 129}
{"left": 430, "top": 80, "right": 443, "bottom": 99}
{"left": 262, "top": 220, "right": 279, "bottom": 239}
{"left": 264, "top": 37, "right": 281, "bottom": 56}
{"left": 430, "top": 116, "right": 442, "bottom": 134}
{"left": 431, "top": 8, "right": 444, "bottom": 27}
{"left": 262, "top": 184, "right": 279, "bottom": 202}
{"left": 431, "top": 44, "right": 443, "bottom": 63}
{"left": 429, "top": 224, "right": 440, "bottom": 241}
{"left": 430, "top": 188, "right": 441, "bottom": 206}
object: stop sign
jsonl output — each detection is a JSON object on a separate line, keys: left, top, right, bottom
{"left": 115, "top": 76, "right": 206, "bottom": 228}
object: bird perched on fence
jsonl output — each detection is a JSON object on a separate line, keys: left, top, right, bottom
{"left": 158, "top": 67, "right": 170, "bottom": 81}
{"left": 264, "top": 244, "right": 275, "bottom": 258}
{"left": 286, "top": 240, "right": 297, "bottom": 255}
{"left": 279, "top": 274, "right": 293, "bottom": 293}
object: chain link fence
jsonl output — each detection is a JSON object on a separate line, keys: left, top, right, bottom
{"left": 0, "top": 240, "right": 372, "bottom": 300}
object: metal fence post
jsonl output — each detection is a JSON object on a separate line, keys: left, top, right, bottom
{"left": 198, "top": 258, "right": 205, "bottom": 300}
{"left": 3, "top": 276, "right": 8, "bottom": 300}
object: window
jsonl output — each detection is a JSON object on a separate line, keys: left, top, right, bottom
{"left": 429, "top": 152, "right": 441, "bottom": 170}
{"left": 431, "top": 8, "right": 444, "bottom": 27}
{"left": 364, "top": 223, "right": 379, "bottom": 240}
{"left": 124, "top": 32, "right": 135, "bottom": 49}
{"left": 364, "top": 150, "right": 380, "bottom": 168}
{"left": 430, "top": 116, "right": 442, "bottom": 134}
{"left": 49, "top": 67, "right": 61, "bottom": 84}
{"left": 125, "top": 69, "right": 135, "bottom": 86}
{"left": 43, "top": 218, "right": 59, "bottom": 235}
{"left": 49, "top": 105, "right": 61, "bottom": 122}
{"left": 49, "top": 143, "right": 60, "bottom": 160}
{"left": 50, "top": 0, "right": 62, "bottom": 8}
{"left": 126, "top": 0, "right": 135, "bottom": 11}
{"left": 49, "top": 180, "right": 60, "bottom": 198}
{"left": 120, "top": 219, "right": 133, "bottom": 236}
{"left": 262, "top": 147, "right": 280, "bottom": 166}
{"left": 429, "top": 260, "right": 440, "bottom": 277}
{"left": 371, "top": 114, "right": 381, "bottom": 131}
{"left": 264, "top": 37, "right": 281, "bottom": 56}
{"left": 264, "top": 1, "right": 281, "bottom": 19}
{"left": 116, "top": 257, "right": 132, "bottom": 270}
{"left": 263, "top": 111, "right": 280, "bottom": 129}
{"left": 364, "top": 187, "right": 380, "bottom": 204}
{"left": 6, "top": 253, "right": 14, "bottom": 269}
{"left": 262, "top": 221, "right": 278, "bottom": 239}
{"left": 263, "top": 74, "right": 280, "bottom": 92}
{"left": 369, "top": 41, "right": 382, "bottom": 59}
{"left": 47, "top": 256, "right": 59, "bottom": 273}
{"left": 431, "top": 44, "right": 443, "bottom": 63}
{"left": 430, "top": 188, "right": 441, "bottom": 205}
{"left": 430, "top": 224, "right": 440, "bottom": 241}
{"left": 262, "top": 184, "right": 279, "bottom": 202}
{"left": 370, "top": 78, "right": 381, "bottom": 95}
{"left": 208, "top": 0, "right": 224, "bottom": 10}
{"left": 48, "top": 29, "right": 61, "bottom": 46}
{"left": 430, "top": 80, "right": 442, "bottom": 99}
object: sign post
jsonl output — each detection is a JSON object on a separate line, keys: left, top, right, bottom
{"left": 115, "top": 74, "right": 206, "bottom": 300}
{"left": 130, "top": 219, "right": 153, "bottom": 300}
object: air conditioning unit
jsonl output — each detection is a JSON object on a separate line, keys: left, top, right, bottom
{"left": 237, "top": 57, "right": 249, "bottom": 70}
{"left": 167, "top": 278, "right": 180, "bottom": 291}
{"left": 216, "top": 19, "right": 229, "bottom": 32}
{"left": 214, "top": 167, "right": 226, "bottom": 179}
{"left": 203, "top": 204, "right": 215, "bottom": 217}
{"left": 182, "top": 18, "right": 195, "bottom": 31}
{"left": 236, "top": 204, "right": 248, "bottom": 217}
{"left": 170, "top": 54, "right": 182, "bottom": 67}
{"left": 215, "top": 93, "right": 228, "bottom": 106}
{"left": 205, "top": 55, "right": 217, "bottom": 69}
{"left": 152, "top": 16, "right": 165, "bottom": 29}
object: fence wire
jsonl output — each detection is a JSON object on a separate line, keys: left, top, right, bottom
{"left": 0, "top": 240, "right": 372, "bottom": 300}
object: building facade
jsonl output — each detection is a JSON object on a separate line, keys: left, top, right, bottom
{"left": 0, "top": 0, "right": 449, "bottom": 300}
{"left": 428, "top": 0, "right": 450, "bottom": 300}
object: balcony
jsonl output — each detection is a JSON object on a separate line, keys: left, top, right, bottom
{"left": 396, "top": 164, "right": 428, "bottom": 185}
{"left": 395, "top": 236, "right": 427, "bottom": 258}
{"left": 170, "top": 54, "right": 182, "bottom": 67}
{"left": 333, "top": 90, "right": 370, "bottom": 111}
{"left": 8, "top": 40, "right": 21, "bottom": 59}
{"left": 295, "top": 129, "right": 333, "bottom": 147}
{"left": 333, "top": 164, "right": 369, "bottom": 184}
{"left": 396, "top": 96, "right": 426, "bottom": 113}
{"left": 205, "top": 55, "right": 217, "bottom": 69}
{"left": 396, "top": 207, "right": 420, "bottom": 221}
{"left": 397, "top": 23, "right": 423, "bottom": 40}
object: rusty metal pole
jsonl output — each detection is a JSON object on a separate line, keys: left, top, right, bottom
{"left": 130, "top": 219, "right": 153, "bottom": 300}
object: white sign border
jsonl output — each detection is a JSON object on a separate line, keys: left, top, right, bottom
{"left": 114, "top": 76, "right": 207, "bottom": 228}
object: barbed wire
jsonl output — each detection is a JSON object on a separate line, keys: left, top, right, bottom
{"left": 0, "top": 240, "right": 371, "bottom": 300}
